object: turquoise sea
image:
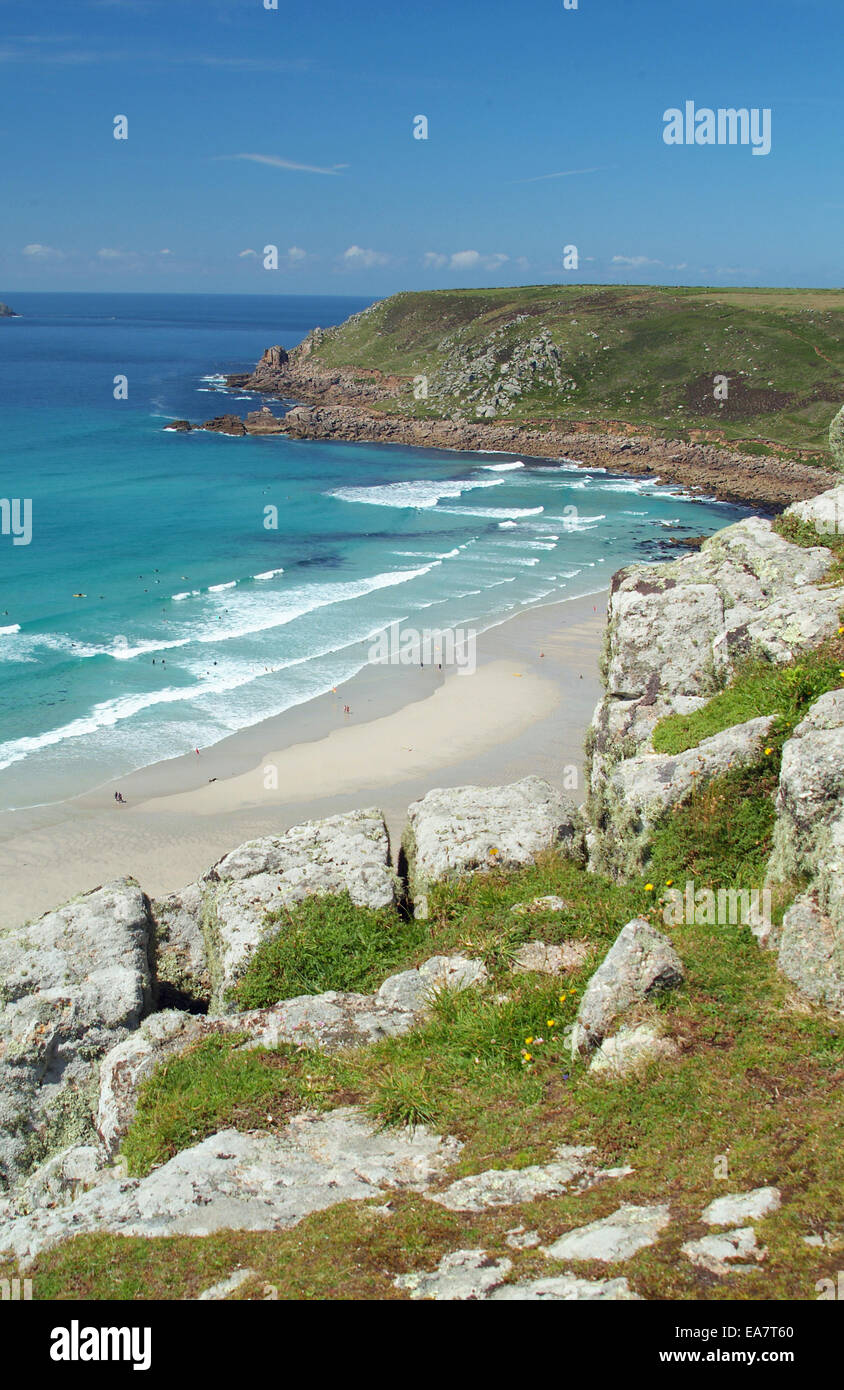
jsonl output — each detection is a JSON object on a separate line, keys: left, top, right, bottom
{"left": 0, "top": 292, "right": 748, "bottom": 811}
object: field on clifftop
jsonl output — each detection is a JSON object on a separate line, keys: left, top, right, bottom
{"left": 306, "top": 284, "right": 844, "bottom": 461}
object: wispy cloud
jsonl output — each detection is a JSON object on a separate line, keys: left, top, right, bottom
{"left": 514, "top": 166, "right": 604, "bottom": 184}
{"left": 341, "top": 245, "right": 389, "bottom": 268}
{"left": 220, "top": 153, "right": 347, "bottom": 176}
{"left": 611, "top": 254, "right": 663, "bottom": 267}
{"left": 22, "top": 243, "right": 64, "bottom": 259}
{"left": 424, "top": 249, "right": 509, "bottom": 271}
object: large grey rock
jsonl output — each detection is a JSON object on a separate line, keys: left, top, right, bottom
{"left": 0, "top": 879, "right": 153, "bottom": 1191}
{"left": 572, "top": 918, "right": 684, "bottom": 1055}
{"left": 0, "top": 1107, "right": 462, "bottom": 1265}
{"left": 375, "top": 955, "right": 487, "bottom": 1013}
{"left": 95, "top": 955, "right": 486, "bottom": 1154}
{"left": 701, "top": 1186, "right": 781, "bottom": 1226}
{"left": 153, "top": 810, "right": 399, "bottom": 1009}
{"left": 682, "top": 1226, "right": 766, "bottom": 1276}
{"left": 768, "top": 691, "right": 844, "bottom": 884}
{"left": 774, "top": 894, "right": 844, "bottom": 1013}
{"left": 427, "top": 1146, "right": 632, "bottom": 1212}
{"left": 543, "top": 1203, "right": 671, "bottom": 1263}
{"left": 603, "top": 716, "right": 775, "bottom": 878}
{"left": 403, "top": 777, "right": 576, "bottom": 916}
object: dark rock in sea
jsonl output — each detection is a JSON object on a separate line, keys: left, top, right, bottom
{"left": 201, "top": 414, "right": 248, "bottom": 436}
{"left": 165, "top": 420, "right": 192, "bottom": 432}
{"left": 0, "top": 303, "right": 19, "bottom": 318}
{"left": 244, "top": 407, "right": 285, "bottom": 435}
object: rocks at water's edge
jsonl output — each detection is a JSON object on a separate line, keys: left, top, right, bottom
{"left": 0, "top": 302, "right": 19, "bottom": 318}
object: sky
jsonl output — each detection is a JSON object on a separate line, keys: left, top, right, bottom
{"left": 0, "top": 0, "right": 840, "bottom": 295}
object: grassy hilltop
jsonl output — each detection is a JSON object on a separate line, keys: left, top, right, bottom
{"left": 305, "top": 284, "right": 844, "bottom": 461}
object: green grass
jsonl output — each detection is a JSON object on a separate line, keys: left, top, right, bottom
{"left": 306, "top": 284, "right": 844, "bottom": 458}
{"left": 231, "top": 892, "right": 426, "bottom": 1010}
{"left": 121, "top": 1034, "right": 353, "bottom": 1177}
{"left": 651, "top": 643, "right": 844, "bottom": 755}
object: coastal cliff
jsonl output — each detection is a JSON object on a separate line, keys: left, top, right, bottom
{"left": 171, "top": 284, "right": 844, "bottom": 508}
{"left": 2, "top": 479, "right": 844, "bottom": 1299}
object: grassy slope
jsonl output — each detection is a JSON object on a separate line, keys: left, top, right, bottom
{"left": 309, "top": 284, "right": 844, "bottom": 458}
{"left": 13, "top": 644, "right": 844, "bottom": 1299}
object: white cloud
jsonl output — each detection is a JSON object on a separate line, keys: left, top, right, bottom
{"left": 611, "top": 254, "right": 663, "bottom": 267}
{"left": 238, "top": 248, "right": 258, "bottom": 258}
{"left": 287, "top": 246, "right": 307, "bottom": 262}
{"left": 442, "top": 250, "right": 509, "bottom": 271}
{"left": 423, "top": 251, "right": 448, "bottom": 269}
{"left": 341, "top": 245, "right": 389, "bottom": 268}
{"left": 223, "top": 153, "right": 348, "bottom": 176}
{"left": 97, "top": 247, "right": 129, "bottom": 259}
{"left": 159, "top": 248, "right": 173, "bottom": 255}
{"left": 22, "top": 243, "right": 63, "bottom": 259}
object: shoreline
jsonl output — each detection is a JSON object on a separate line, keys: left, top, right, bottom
{"left": 0, "top": 589, "right": 607, "bottom": 928}
{"left": 164, "top": 345, "right": 839, "bottom": 511}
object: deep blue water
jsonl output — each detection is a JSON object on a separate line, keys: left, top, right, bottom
{"left": 0, "top": 292, "right": 748, "bottom": 810}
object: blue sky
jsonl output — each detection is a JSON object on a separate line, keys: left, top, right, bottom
{"left": 1, "top": 0, "right": 840, "bottom": 294}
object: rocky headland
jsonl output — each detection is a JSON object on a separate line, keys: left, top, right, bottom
{"left": 166, "top": 332, "right": 840, "bottom": 509}
{"left": 0, "top": 303, "right": 19, "bottom": 318}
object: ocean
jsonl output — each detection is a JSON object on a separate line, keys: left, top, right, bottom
{"left": 0, "top": 291, "right": 748, "bottom": 812}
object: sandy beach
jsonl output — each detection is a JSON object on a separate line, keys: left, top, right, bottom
{"left": 0, "top": 590, "right": 606, "bottom": 928}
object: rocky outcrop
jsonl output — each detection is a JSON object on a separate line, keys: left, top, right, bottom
{"left": 200, "top": 413, "right": 248, "bottom": 436}
{"left": 571, "top": 918, "right": 685, "bottom": 1057}
{"left": 0, "top": 880, "right": 154, "bottom": 1190}
{"left": 429, "top": 325, "right": 575, "bottom": 417}
{"left": 767, "top": 691, "right": 844, "bottom": 884}
{"left": 0, "top": 1108, "right": 461, "bottom": 1266}
{"left": 763, "top": 690, "right": 844, "bottom": 1011}
{"left": 586, "top": 514, "right": 844, "bottom": 877}
{"left": 95, "top": 955, "right": 487, "bottom": 1155}
{"left": 0, "top": 303, "right": 19, "bottom": 318}
{"left": 153, "top": 809, "right": 399, "bottom": 1010}
{"left": 402, "top": 777, "right": 576, "bottom": 917}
